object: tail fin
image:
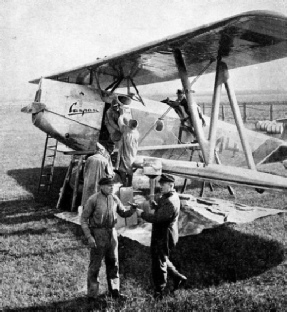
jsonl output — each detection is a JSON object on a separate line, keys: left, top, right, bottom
{"left": 257, "top": 144, "right": 287, "bottom": 165}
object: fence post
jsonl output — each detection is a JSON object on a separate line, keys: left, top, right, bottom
{"left": 270, "top": 104, "right": 273, "bottom": 121}
{"left": 243, "top": 103, "right": 247, "bottom": 123}
{"left": 221, "top": 104, "right": 225, "bottom": 121}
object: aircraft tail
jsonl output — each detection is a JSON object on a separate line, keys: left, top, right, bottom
{"left": 257, "top": 144, "right": 287, "bottom": 165}
{"left": 256, "top": 117, "right": 287, "bottom": 165}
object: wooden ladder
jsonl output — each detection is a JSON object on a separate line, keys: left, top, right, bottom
{"left": 178, "top": 125, "right": 234, "bottom": 196}
{"left": 56, "top": 155, "right": 85, "bottom": 211}
{"left": 180, "top": 143, "right": 212, "bottom": 195}
{"left": 38, "top": 134, "right": 58, "bottom": 193}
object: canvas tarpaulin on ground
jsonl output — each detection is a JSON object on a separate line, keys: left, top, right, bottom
{"left": 55, "top": 194, "right": 285, "bottom": 246}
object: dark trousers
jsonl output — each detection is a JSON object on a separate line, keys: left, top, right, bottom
{"left": 118, "top": 170, "right": 133, "bottom": 187}
{"left": 87, "top": 228, "right": 119, "bottom": 298}
{"left": 151, "top": 243, "right": 180, "bottom": 293}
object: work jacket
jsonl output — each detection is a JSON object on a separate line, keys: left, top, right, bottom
{"left": 81, "top": 190, "right": 134, "bottom": 240}
{"left": 141, "top": 190, "right": 180, "bottom": 254}
{"left": 118, "top": 124, "right": 139, "bottom": 174}
{"left": 81, "top": 152, "right": 113, "bottom": 206}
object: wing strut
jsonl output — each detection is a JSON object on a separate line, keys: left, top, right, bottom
{"left": 208, "top": 58, "right": 256, "bottom": 169}
{"left": 129, "top": 77, "right": 146, "bottom": 106}
{"left": 223, "top": 62, "right": 256, "bottom": 169}
{"left": 173, "top": 48, "right": 256, "bottom": 169}
{"left": 173, "top": 48, "right": 210, "bottom": 162}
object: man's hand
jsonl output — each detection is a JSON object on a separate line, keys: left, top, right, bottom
{"left": 128, "top": 202, "right": 139, "bottom": 210}
{"left": 150, "top": 200, "right": 158, "bottom": 209}
{"left": 88, "top": 237, "right": 97, "bottom": 248}
{"left": 136, "top": 208, "right": 144, "bottom": 217}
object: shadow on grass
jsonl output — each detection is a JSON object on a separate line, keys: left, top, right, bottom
{"left": 171, "top": 225, "right": 285, "bottom": 288}
{"left": 0, "top": 209, "right": 56, "bottom": 225}
{"left": 0, "top": 198, "right": 84, "bottom": 244}
{"left": 1, "top": 227, "right": 48, "bottom": 236}
{"left": 119, "top": 226, "right": 285, "bottom": 291}
{"left": 7, "top": 166, "right": 68, "bottom": 207}
{"left": 4, "top": 295, "right": 109, "bottom": 312}
{"left": 1, "top": 226, "right": 285, "bottom": 311}
{"left": 0, "top": 199, "right": 56, "bottom": 225}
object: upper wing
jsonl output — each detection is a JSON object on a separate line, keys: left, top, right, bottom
{"left": 30, "top": 10, "right": 287, "bottom": 88}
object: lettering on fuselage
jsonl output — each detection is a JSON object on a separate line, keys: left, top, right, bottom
{"left": 68, "top": 102, "right": 98, "bottom": 116}
{"left": 216, "top": 136, "right": 240, "bottom": 157}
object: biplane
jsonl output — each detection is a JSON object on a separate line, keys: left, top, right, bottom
{"left": 22, "top": 10, "right": 287, "bottom": 193}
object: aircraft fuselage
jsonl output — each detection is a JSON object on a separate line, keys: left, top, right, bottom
{"left": 22, "top": 78, "right": 285, "bottom": 167}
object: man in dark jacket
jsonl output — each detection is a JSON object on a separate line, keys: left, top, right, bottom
{"left": 175, "top": 89, "right": 206, "bottom": 126}
{"left": 135, "top": 174, "right": 187, "bottom": 299}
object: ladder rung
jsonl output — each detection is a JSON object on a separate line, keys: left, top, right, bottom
{"left": 38, "top": 135, "right": 58, "bottom": 194}
{"left": 41, "top": 172, "right": 52, "bottom": 176}
{"left": 41, "top": 173, "right": 52, "bottom": 177}
{"left": 39, "top": 184, "right": 50, "bottom": 187}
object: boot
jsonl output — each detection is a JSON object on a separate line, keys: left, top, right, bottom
{"left": 110, "top": 289, "right": 128, "bottom": 300}
{"left": 173, "top": 273, "right": 187, "bottom": 290}
{"left": 153, "top": 291, "right": 164, "bottom": 300}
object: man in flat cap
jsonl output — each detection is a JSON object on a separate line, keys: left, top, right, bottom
{"left": 81, "top": 177, "right": 136, "bottom": 300}
{"left": 135, "top": 173, "right": 187, "bottom": 299}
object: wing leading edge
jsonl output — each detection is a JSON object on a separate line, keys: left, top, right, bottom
{"left": 30, "top": 10, "right": 287, "bottom": 88}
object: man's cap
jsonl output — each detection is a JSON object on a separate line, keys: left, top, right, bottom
{"left": 99, "top": 177, "right": 117, "bottom": 185}
{"left": 158, "top": 173, "right": 175, "bottom": 183}
{"left": 176, "top": 89, "right": 183, "bottom": 95}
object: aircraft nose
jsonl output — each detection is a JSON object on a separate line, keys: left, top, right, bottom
{"left": 21, "top": 103, "right": 33, "bottom": 113}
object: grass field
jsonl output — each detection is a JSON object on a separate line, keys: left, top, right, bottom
{"left": 1, "top": 102, "right": 287, "bottom": 311}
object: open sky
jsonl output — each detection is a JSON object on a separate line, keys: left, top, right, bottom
{"left": 2, "top": 0, "right": 287, "bottom": 101}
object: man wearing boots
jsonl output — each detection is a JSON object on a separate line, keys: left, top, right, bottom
{"left": 135, "top": 174, "right": 187, "bottom": 299}
{"left": 81, "top": 177, "right": 137, "bottom": 300}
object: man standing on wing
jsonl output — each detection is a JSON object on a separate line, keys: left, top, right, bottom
{"left": 117, "top": 118, "right": 139, "bottom": 187}
{"left": 135, "top": 174, "right": 187, "bottom": 299}
{"left": 81, "top": 177, "right": 136, "bottom": 300}
{"left": 104, "top": 99, "right": 122, "bottom": 144}
{"left": 175, "top": 89, "right": 206, "bottom": 142}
